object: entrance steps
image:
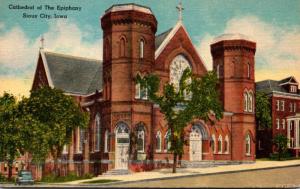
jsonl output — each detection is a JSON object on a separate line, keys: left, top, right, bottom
{"left": 103, "top": 169, "right": 130, "bottom": 175}
{"left": 181, "top": 161, "right": 242, "bottom": 168}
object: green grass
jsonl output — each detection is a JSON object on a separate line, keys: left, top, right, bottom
{"left": 81, "top": 179, "right": 120, "bottom": 184}
{"left": 41, "top": 172, "right": 93, "bottom": 183}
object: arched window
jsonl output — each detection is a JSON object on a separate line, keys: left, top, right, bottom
{"left": 78, "top": 128, "right": 85, "bottom": 153}
{"left": 119, "top": 37, "right": 125, "bottom": 57}
{"left": 135, "top": 83, "right": 140, "bottom": 99}
{"left": 247, "top": 63, "right": 250, "bottom": 78}
{"left": 216, "top": 64, "right": 220, "bottom": 79}
{"left": 137, "top": 130, "right": 145, "bottom": 152}
{"left": 218, "top": 135, "right": 222, "bottom": 153}
{"left": 164, "top": 130, "right": 171, "bottom": 152}
{"left": 95, "top": 114, "right": 101, "bottom": 151}
{"left": 170, "top": 54, "right": 191, "bottom": 92}
{"left": 211, "top": 134, "right": 216, "bottom": 153}
{"left": 156, "top": 131, "right": 162, "bottom": 152}
{"left": 62, "top": 145, "right": 68, "bottom": 154}
{"left": 248, "top": 91, "right": 253, "bottom": 112}
{"left": 104, "top": 130, "right": 109, "bottom": 152}
{"left": 224, "top": 135, "right": 229, "bottom": 153}
{"left": 244, "top": 91, "right": 248, "bottom": 112}
{"left": 141, "top": 86, "right": 148, "bottom": 100}
{"left": 135, "top": 80, "right": 148, "bottom": 100}
{"left": 245, "top": 134, "right": 251, "bottom": 155}
{"left": 139, "top": 39, "right": 144, "bottom": 59}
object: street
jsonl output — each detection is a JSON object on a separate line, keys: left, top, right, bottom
{"left": 109, "top": 166, "right": 300, "bottom": 188}
{"left": 1, "top": 166, "right": 300, "bottom": 188}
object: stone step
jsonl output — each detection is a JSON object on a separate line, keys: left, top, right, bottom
{"left": 181, "top": 161, "right": 239, "bottom": 168}
{"left": 103, "top": 169, "right": 130, "bottom": 175}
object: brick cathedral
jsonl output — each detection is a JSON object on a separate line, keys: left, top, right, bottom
{"left": 30, "top": 3, "right": 257, "bottom": 176}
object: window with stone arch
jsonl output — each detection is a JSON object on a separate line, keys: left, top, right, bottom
{"left": 105, "top": 38, "right": 110, "bottom": 60}
{"left": 164, "top": 130, "right": 171, "bottom": 152}
{"left": 104, "top": 130, "right": 109, "bottom": 153}
{"left": 139, "top": 38, "right": 144, "bottom": 59}
{"left": 248, "top": 90, "right": 253, "bottom": 112}
{"left": 218, "top": 135, "right": 222, "bottom": 153}
{"left": 156, "top": 131, "right": 162, "bottom": 152}
{"left": 135, "top": 74, "right": 148, "bottom": 100}
{"left": 244, "top": 91, "right": 248, "bottom": 112}
{"left": 216, "top": 64, "right": 220, "bottom": 79}
{"left": 224, "top": 135, "right": 229, "bottom": 153}
{"left": 169, "top": 54, "right": 192, "bottom": 94}
{"left": 211, "top": 134, "right": 216, "bottom": 153}
{"left": 136, "top": 124, "right": 145, "bottom": 153}
{"left": 78, "top": 127, "right": 85, "bottom": 153}
{"left": 245, "top": 134, "right": 251, "bottom": 155}
{"left": 95, "top": 113, "right": 101, "bottom": 152}
{"left": 119, "top": 36, "right": 126, "bottom": 57}
{"left": 247, "top": 62, "right": 250, "bottom": 78}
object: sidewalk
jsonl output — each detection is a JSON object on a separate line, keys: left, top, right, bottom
{"left": 65, "top": 159, "right": 300, "bottom": 185}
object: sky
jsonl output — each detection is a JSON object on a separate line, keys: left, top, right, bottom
{"left": 0, "top": 0, "right": 299, "bottom": 97}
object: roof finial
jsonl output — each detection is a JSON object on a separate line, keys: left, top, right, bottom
{"left": 40, "top": 34, "right": 44, "bottom": 49}
{"left": 176, "top": 0, "right": 184, "bottom": 22}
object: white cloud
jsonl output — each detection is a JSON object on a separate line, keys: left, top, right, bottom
{"left": 0, "top": 20, "right": 103, "bottom": 96}
{"left": 0, "top": 26, "right": 38, "bottom": 69}
{"left": 196, "top": 33, "right": 214, "bottom": 70}
{"left": 43, "top": 20, "right": 102, "bottom": 60}
{"left": 196, "top": 15, "right": 300, "bottom": 81}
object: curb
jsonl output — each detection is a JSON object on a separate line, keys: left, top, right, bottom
{"left": 97, "top": 163, "right": 300, "bottom": 187}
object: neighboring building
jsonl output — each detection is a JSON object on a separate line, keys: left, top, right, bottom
{"left": 256, "top": 76, "right": 300, "bottom": 157}
{"left": 0, "top": 3, "right": 257, "bottom": 178}
{"left": 0, "top": 156, "right": 28, "bottom": 178}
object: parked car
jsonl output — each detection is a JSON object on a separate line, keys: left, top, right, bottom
{"left": 16, "top": 170, "right": 34, "bottom": 185}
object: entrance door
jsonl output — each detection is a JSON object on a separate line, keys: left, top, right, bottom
{"left": 115, "top": 122, "right": 129, "bottom": 169}
{"left": 190, "top": 126, "right": 202, "bottom": 161}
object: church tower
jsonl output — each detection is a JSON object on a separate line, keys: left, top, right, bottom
{"left": 211, "top": 34, "right": 256, "bottom": 161}
{"left": 101, "top": 4, "right": 157, "bottom": 169}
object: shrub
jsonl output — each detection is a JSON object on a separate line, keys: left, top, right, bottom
{"left": 0, "top": 173, "right": 7, "bottom": 182}
{"left": 41, "top": 171, "right": 94, "bottom": 183}
{"left": 270, "top": 151, "right": 291, "bottom": 160}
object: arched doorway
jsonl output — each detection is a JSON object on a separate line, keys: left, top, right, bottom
{"left": 190, "top": 125, "right": 202, "bottom": 161}
{"left": 115, "top": 122, "right": 129, "bottom": 169}
{"left": 189, "top": 124, "right": 207, "bottom": 161}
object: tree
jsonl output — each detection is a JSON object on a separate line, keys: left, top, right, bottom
{"left": 256, "top": 91, "right": 272, "bottom": 129}
{"left": 19, "top": 87, "right": 89, "bottom": 175}
{"left": 273, "top": 134, "right": 289, "bottom": 161}
{"left": 137, "top": 69, "right": 223, "bottom": 173}
{"left": 0, "top": 92, "right": 23, "bottom": 180}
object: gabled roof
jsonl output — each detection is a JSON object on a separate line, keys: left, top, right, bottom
{"left": 40, "top": 50, "right": 102, "bottom": 95}
{"left": 155, "top": 21, "right": 185, "bottom": 59}
{"left": 256, "top": 80, "right": 285, "bottom": 94}
{"left": 256, "top": 78, "right": 300, "bottom": 95}
{"left": 279, "top": 76, "right": 298, "bottom": 85}
{"left": 154, "top": 21, "right": 207, "bottom": 70}
{"left": 155, "top": 28, "right": 172, "bottom": 50}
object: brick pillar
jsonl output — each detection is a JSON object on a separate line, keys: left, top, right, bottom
{"left": 83, "top": 130, "right": 90, "bottom": 175}
{"left": 68, "top": 131, "right": 75, "bottom": 173}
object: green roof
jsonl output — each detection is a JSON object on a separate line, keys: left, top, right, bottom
{"left": 155, "top": 28, "right": 172, "bottom": 50}
{"left": 43, "top": 51, "right": 102, "bottom": 95}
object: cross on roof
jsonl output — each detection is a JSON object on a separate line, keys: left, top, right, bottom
{"left": 176, "top": 1, "right": 184, "bottom": 21}
{"left": 40, "top": 34, "right": 44, "bottom": 49}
